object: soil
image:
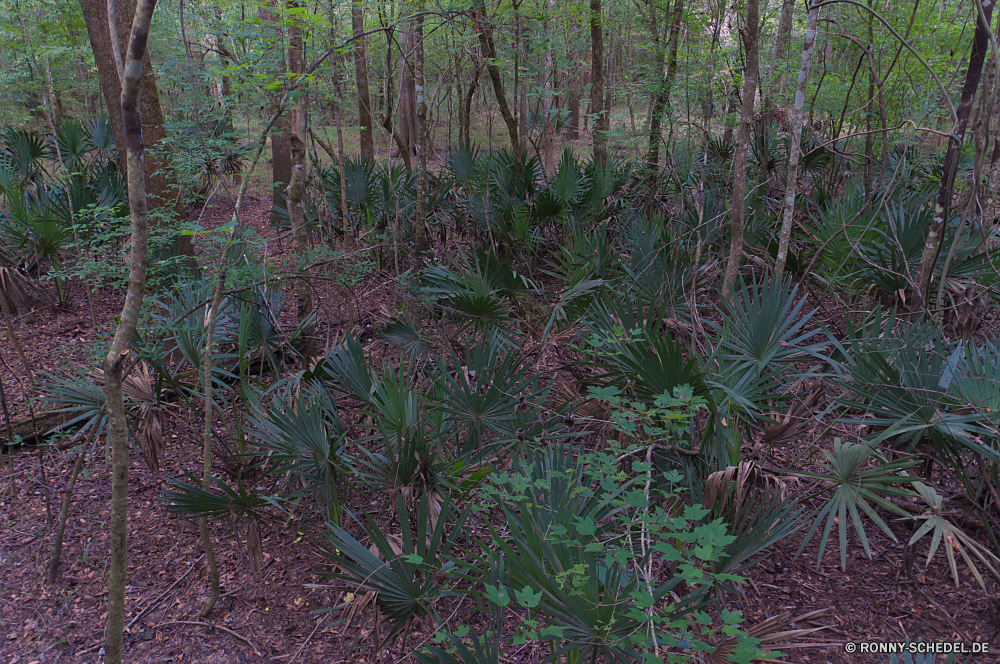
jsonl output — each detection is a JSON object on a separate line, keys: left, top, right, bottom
{"left": 2, "top": 191, "right": 999, "bottom": 664}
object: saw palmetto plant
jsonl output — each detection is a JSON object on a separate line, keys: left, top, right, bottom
{"left": 791, "top": 435, "right": 921, "bottom": 571}
{"left": 318, "top": 493, "right": 471, "bottom": 648}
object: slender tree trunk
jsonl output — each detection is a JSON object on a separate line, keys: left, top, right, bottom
{"left": 352, "top": 1, "right": 375, "bottom": 163}
{"left": 215, "top": 5, "right": 231, "bottom": 105}
{"left": 863, "top": 0, "right": 875, "bottom": 196}
{"left": 915, "top": 1, "right": 996, "bottom": 312}
{"left": 646, "top": 0, "right": 683, "bottom": 172}
{"left": 461, "top": 60, "right": 480, "bottom": 144}
{"left": 103, "top": 2, "right": 157, "bottom": 661}
{"left": 215, "top": 4, "right": 238, "bottom": 186}
{"left": 775, "top": 0, "right": 819, "bottom": 279}
{"left": 604, "top": 41, "right": 615, "bottom": 143}
{"left": 542, "top": 0, "right": 556, "bottom": 173}
{"left": 332, "top": 40, "right": 352, "bottom": 249}
{"left": 0, "top": 295, "right": 32, "bottom": 387}
{"left": 398, "top": 22, "right": 418, "bottom": 168}
{"left": 287, "top": 0, "right": 315, "bottom": 362}
{"left": 722, "top": 0, "right": 760, "bottom": 305}
{"left": 79, "top": 0, "right": 193, "bottom": 257}
{"left": 413, "top": 11, "right": 430, "bottom": 264}
{"left": 471, "top": 0, "right": 520, "bottom": 154}
{"left": 982, "top": 140, "right": 1000, "bottom": 242}
{"left": 566, "top": 71, "right": 580, "bottom": 139}
{"left": 767, "top": 0, "right": 794, "bottom": 111}
{"left": 589, "top": 0, "right": 605, "bottom": 164}
{"left": 760, "top": 0, "right": 795, "bottom": 181}
{"left": 261, "top": 0, "right": 291, "bottom": 222}
{"left": 454, "top": 45, "right": 464, "bottom": 144}
{"left": 516, "top": 2, "right": 529, "bottom": 157}
{"left": 978, "top": 50, "right": 1000, "bottom": 240}
{"left": 47, "top": 421, "right": 100, "bottom": 584}
{"left": 335, "top": 99, "right": 351, "bottom": 248}
{"left": 722, "top": 87, "right": 737, "bottom": 146}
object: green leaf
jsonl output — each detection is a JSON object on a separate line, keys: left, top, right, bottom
{"left": 483, "top": 583, "right": 510, "bottom": 607}
{"left": 514, "top": 585, "right": 542, "bottom": 608}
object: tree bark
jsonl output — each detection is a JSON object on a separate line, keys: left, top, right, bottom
{"left": 461, "top": 60, "right": 480, "bottom": 144}
{"left": 775, "top": 0, "right": 819, "bottom": 279}
{"left": 915, "top": 0, "right": 996, "bottom": 312}
{"left": 589, "top": 0, "right": 605, "bottom": 164}
{"left": 768, "top": 0, "right": 794, "bottom": 109}
{"left": 352, "top": 1, "right": 375, "bottom": 163}
{"left": 287, "top": 0, "right": 316, "bottom": 363}
{"left": 215, "top": 5, "right": 231, "bottom": 105}
{"left": 542, "top": 0, "right": 556, "bottom": 173}
{"left": 722, "top": 0, "right": 760, "bottom": 305}
{"left": 471, "top": 0, "right": 520, "bottom": 154}
{"left": 646, "top": 0, "right": 683, "bottom": 172}
{"left": 566, "top": 72, "right": 580, "bottom": 139}
{"left": 261, "top": 0, "right": 292, "bottom": 222}
{"left": 413, "top": 11, "right": 430, "bottom": 264}
{"left": 79, "top": 0, "right": 193, "bottom": 257}
{"left": 398, "top": 21, "right": 418, "bottom": 168}
{"left": 47, "top": 421, "right": 99, "bottom": 584}
{"left": 516, "top": 3, "right": 529, "bottom": 157}
{"left": 102, "top": 2, "right": 157, "bottom": 661}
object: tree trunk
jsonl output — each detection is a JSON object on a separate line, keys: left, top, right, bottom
{"left": 542, "top": 0, "right": 556, "bottom": 173}
{"left": 352, "top": 1, "right": 374, "bottom": 163}
{"left": 215, "top": 5, "right": 231, "bottom": 105}
{"left": 335, "top": 99, "right": 351, "bottom": 248}
{"left": 413, "top": 11, "right": 429, "bottom": 264}
{"left": 516, "top": 4, "right": 529, "bottom": 157}
{"left": 768, "top": 0, "right": 794, "bottom": 108}
{"left": 722, "top": 87, "right": 737, "bottom": 146}
{"left": 102, "top": 2, "right": 157, "bottom": 661}
{"left": 79, "top": 0, "right": 193, "bottom": 257}
{"left": 646, "top": 0, "right": 683, "bottom": 172}
{"left": 398, "top": 22, "right": 418, "bottom": 168}
{"left": 471, "top": 0, "right": 520, "bottom": 154}
{"left": 47, "top": 422, "right": 98, "bottom": 584}
{"left": 722, "top": 0, "right": 760, "bottom": 305}
{"left": 261, "top": 0, "right": 291, "bottom": 222}
{"left": 977, "top": 52, "right": 1000, "bottom": 241}
{"left": 378, "top": 18, "right": 411, "bottom": 168}
{"left": 461, "top": 61, "right": 480, "bottom": 144}
{"left": 566, "top": 73, "right": 580, "bottom": 140}
{"left": 915, "top": 1, "right": 996, "bottom": 312}
{"left": 288, "top": 0, "right": 316, "bottom": 362}
{"left": 589, "top": 0, "right": 605, "bottom": 164}
{"left": 775, "top": 0, "right": 819, "bottom": 279}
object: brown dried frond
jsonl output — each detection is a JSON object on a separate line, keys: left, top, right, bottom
{"left": 0, "top": 266, "right": 41, "bottom": 315}
{"left": 137, "top": 408, "right": 164, "bottom": 473}
{"left": 707, "top": 608, "right": 838, "bottom": 663}
{"left": 246, "top": 518, "right": 263, "bottom": 579}
{"left": 93, "top": 361, "right": 167, "bottom": 472}
{"left": 761, "top": 380, "right": 822, "bottom": 446}
{"left": 703, "top": 460, "right": 786, "bottom": 519}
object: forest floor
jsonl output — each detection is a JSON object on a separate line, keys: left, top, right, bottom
{"left": 2, "top": 190, "right": 1000, "bottom": 663}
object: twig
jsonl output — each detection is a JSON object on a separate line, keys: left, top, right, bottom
{"left": 288, "top": 616, "right": 324, "bottom": 664}
{"left": 74, "top": 640, "right": 105, "bottom": 656}
{"left": 154, "top": 620, "right": 261, "bottom": 652}
{"left": 126, "top": 554, "right": 206, "bottom": 630}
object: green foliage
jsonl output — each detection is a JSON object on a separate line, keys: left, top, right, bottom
{"left": 906, "top": 482, "right": 1000, "bottom": 590}
{"left": 318, "top": 493, "right": 471, "bottom": 645}
{"left": 246, "top": 392, "right": 347, "bottom": 524}
{"left": 833, "top": 309, "right": 1000, "bottom": 466}
{"left": 791, "top": 436, "right": 919, "bottom": 571}
{"left": 162, "top": 113, "right": 248, "bottom": 204}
